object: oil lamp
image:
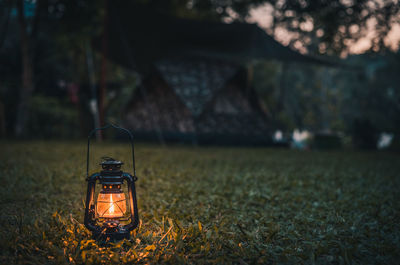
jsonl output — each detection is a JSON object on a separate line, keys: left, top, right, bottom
{"left": 84, "top": 124, "right": 139, "bottom": 241}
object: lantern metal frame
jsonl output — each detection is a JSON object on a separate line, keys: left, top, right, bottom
{"left": 84, "top": 124, "right": 139, "bottom": 241}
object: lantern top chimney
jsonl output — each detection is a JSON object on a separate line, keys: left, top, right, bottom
{"left": 100, "top": 157, "right": 123, "bottom": 171}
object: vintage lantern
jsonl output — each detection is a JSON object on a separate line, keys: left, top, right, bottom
{"left": 84, "top": 124, "right": 139, "bottom": 241}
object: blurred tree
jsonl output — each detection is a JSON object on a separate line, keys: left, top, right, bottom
{"left": 340, "top": 52, "right": 400, "bottom": 147}
{"left": 14, "top": 0, "right": 37, "bottom": 136}
{"left": 267, "top": 0, "right": 400, "bottom": 55}
{"left": 0, "top": 0, "right": 12, "bottom": 50}
{"left": 1, "top": 0, "right": 103, "bottom": 137}
{"left": 27, "top": 95, "right": 81, "bottom": 138}
{"left": 147, "top": 0, "right": 399, "bottom": 55}
{"left": 237, "top": 1, "right": 395, "bottom": 55}
{"left": 136, "top": 0, "right": 400, "bottom": 138}
{"left": 253, "top": 60, "right": 346, "bottom": 132}
{"left": 1, "top": 0, "right": 398, "bottom": 140}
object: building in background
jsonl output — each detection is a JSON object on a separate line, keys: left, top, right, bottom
{"left": 102, "top": 2, "right": 334, "bottom": 144}
{"left": 125, "top": 58, "right": 271, "bottom": 144}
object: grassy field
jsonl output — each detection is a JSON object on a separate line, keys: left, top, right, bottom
{"left": 0, "top": 141, "right": 399, "bottom": 264}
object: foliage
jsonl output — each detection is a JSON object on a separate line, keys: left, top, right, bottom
{"left": 252, "top": 51, "right": 400, "bottom": 136}
{"left": 2, "top": 0, "right": 399, "bottom": 138}
{"left": 264, "top": 0, "right": 400, "bottom": 55}
{"left": 253, "top": 61, "right": 345, "bottom": 132}
{"left": 336, "top": 52, "right": 400, "bottom": 138}
{"left": 1, "top": 142, "right": 399, "bottom": 264}
{"left": 27, "top": 95, "right": 80, "bottom": 138}
{"left": 143, "top": 0, "right": 400, "bottom": 54}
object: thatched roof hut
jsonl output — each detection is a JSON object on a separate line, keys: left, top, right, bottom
{"left": 124, "top": 58, "right": 270, "bottom": 144}
{"left": 102, "top": 2, "right": 335, "bottom": 144}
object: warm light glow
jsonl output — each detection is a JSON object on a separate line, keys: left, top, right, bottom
{"left": 96, "top": 193, "right": 127, "bottom": 218}
{"left": 110, "top": 196, "right": 115, "bottom": 213}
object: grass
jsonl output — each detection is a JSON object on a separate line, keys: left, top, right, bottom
{"left": 0, "top": 141, "right": 399, "bottom": 264}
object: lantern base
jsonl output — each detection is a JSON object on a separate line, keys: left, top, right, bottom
{"left": 92, "top": 222, "right": 131, "bottom": 242}
{"left": 92, "top": 230, "right": 131, "bottom": 242}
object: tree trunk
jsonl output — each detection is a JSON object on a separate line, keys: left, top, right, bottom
{"left": 85, "top": 43, "right": 102, "bottom": 140}
{"left": 15, "top": 0, "right": 35, "bottom": 137}
{"left": 0, "top": 0, "right": 12, "bottom": 50}
{"left": 99, "top": 0, "right": 108, "bottom": 128}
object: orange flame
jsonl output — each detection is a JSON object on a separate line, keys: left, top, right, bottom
{"left": 96, "top": 193, "right": 127, "bottom": 218}
{"left": 109, "top": 196, "right": 114, "bottom": 214}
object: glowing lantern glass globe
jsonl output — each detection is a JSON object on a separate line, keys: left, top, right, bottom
{"left": 84, "top": 124, "right": 139, "bottom": 241}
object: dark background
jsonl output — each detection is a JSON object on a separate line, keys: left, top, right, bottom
{"left": 1, "top": 0, "right": 399, "bottom": 150}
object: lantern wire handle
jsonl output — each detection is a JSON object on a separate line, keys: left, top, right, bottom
{"left": 86, "top": 123, "right": 136, "bottom": 179}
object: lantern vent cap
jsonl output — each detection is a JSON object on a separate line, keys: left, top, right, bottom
{"left": 100, "top": 157, "right": 124, "bottom": 166}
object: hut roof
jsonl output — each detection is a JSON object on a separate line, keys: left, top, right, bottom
{"left": 103, "top": 2, "right": 337, "bottom": 73}
{"left": 156, "top": 59, "right": 238, "bottom": 116}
